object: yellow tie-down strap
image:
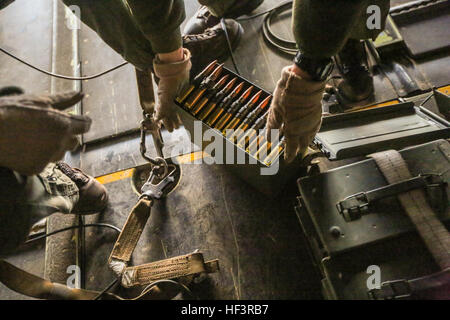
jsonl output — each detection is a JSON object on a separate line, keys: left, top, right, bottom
{"left": 108, "top": 198, "right": 219, "bottom": 288}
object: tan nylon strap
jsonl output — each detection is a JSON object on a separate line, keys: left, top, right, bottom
{"left": 109, "top": 198, "right": 152, "bottom": 262}
{"left": 0, "top": 259, "right": 171, "bottom": 300}
{"left": 108, "top": 198, "right": 219, "bottom": 288}
{"left": 121, "top": 253, "right": 219, "bottom": 288}
{"left": 0, "top": 259, "right": 116, "bottom": 300}
{"left": 370, "top": 150, "right": 450, "bottom": 270}
{"left": 135, "top": 68, "right": 156, "bottom": 115}
{"left": 0, "top": 198, "right": 218, "bottom": 299}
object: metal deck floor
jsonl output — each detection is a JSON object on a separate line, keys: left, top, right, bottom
{"left": 82, "top": 162, "right": 320, "bottom": 299}
{"left": 0, "top": 0, "right": 449, "bottom": 300}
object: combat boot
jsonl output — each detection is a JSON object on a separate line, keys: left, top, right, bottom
{"left": 183, "top": 19, "right": 243, "bottom": 79}
{"left": 335, "top": 39, "right": 374, "bottom": 102}
{"left": 56, "top": 162, "right": 108, "bottom": 214}
{"left": 183, "top": 0, "right": 264, "bottom": 35}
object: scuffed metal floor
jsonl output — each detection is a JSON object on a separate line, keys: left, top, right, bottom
{"left": 0, "top": 0, "right": 449, "bottom": 300}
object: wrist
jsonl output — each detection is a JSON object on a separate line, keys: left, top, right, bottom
{"left": 290, "top": 64, "right": 312, "bottom": 79}
{"left": 293, "top": 52, "right": 333, "bottom": 81}
{"left": 157, "top": 47, "right": 184, "bottom": 63}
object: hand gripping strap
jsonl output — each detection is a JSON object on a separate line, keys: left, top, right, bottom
{"left": 369, "top": 150, "right": 450, "bottom": 270}
{"left": 108, "top": 198, "right": 219, "bottom": 288}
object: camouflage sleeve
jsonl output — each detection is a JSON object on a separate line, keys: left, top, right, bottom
{"left": 292, "top": 0, "right": 389, "bottom": 59}
{"left": 125, "top": 0, "right": 185, "bottom": 54}
{"left": 62, "top": 0, "right": 156, "bottom": 70}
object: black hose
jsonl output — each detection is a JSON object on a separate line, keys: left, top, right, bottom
{"left": 261, "top": 1, "right": 296, "bottom": 55}
{"left": 221, "top": 18, "right": 241, "bottom": 75}
{"left": 25, "top": 223, "right": 121, "bottom": 243}
{"left": 0, "top": 2, "right": 296, "bottom": 81}
{"left": 0, "top": 46, "right": 128, "bottom": 81}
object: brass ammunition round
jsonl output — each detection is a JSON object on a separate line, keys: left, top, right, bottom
{"left": 262, "top": 138, "right": 285, "bottom": 165}
{"left": 177, "top": 60, "right": 218, "bottom": 104}
{"left": 191, "top": 74, "right": 229, "bottom": 115}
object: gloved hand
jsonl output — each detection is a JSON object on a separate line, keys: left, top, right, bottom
{"left": 153, "top": 48, "right": 192, "bottom": 132}
{"left": 0, "top": 90, "right": 91, "bottom": 176}
{"left": 266, "top": 66, "right": 326, "bottom": 163}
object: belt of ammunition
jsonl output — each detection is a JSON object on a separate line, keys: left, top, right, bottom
{"left": 197, "top": 77, "right": 237, "bottom": 120}
{"left": 184, "top": 64, "right": 223, "bottom": 109}
{"left": 224, "top": 90, "right": 264, "bottom": 136}
{"left": 237, "top": 110, "right": 269, "bottom": 148}
{"left": 175, "top": 62, "right": 286, "bottom": 167}
{"left": 262, "top": 137, "right": 285, "bottom": 165}
{"left": 205, "top": 82, "right": 244, "bottom": 127}
{"left": 176, "top": 60, "right": 218, "bottom": 104}
{"left": 191, "top": 74, "right": 229, "bottom": 115}
{"left": 214, "top": 86, "right": 254, "bottom": 130}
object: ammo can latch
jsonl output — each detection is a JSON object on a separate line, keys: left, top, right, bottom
{"left": 336, "top": 174, "right": 447, "bottom": 222}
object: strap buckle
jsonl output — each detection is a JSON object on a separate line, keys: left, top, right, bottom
{"left": 336, "top": 192, "right": 370, "bottom": 221}
{"left": 368, "top": 279, "right": 412, "bottom": 300}
{"left": 140, "top": 165, "right": 176, "bottom": 200}
{"left": 337, "top": 174, "right": 446, "bottom": 221}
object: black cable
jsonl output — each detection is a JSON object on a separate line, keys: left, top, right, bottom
{"left": 0, "top": 46, "right": 128, "bottom": 80}
{"left": 95, "top": 278, "right": 197, "bottom": 300}
{"left": 25, "top": 220, "right": 195, "bottom": 300}
{"left": 1, "top": 2, "right": 294, "bottom": 80}
{"left": 26, "top": 218, "right": 197, "bottom": 300}
{"left": 419, "top": 91, "right": 435, "bottom": 107}
{"left": 140, "top": 279, "right": 197, "bottom": 300}
{"left": 220, "top": 18, "right": 241, "bottom": 75}
{"left": 221, "top": 1, "right": 295, "bottom": 74}
{"left": 24, "top": 221, "right": 122, "bottom": 300}
{"left": 25, "top": 223, "right": 121, "bottom": 243}
{"left": 261, "top": 2, "right": 297, "bottom": 55}
{"left": 93, "top": 279, "right": 119, "bottom": 300}
{"left": 2, "top": 4, "right": 293, "bottom": 301}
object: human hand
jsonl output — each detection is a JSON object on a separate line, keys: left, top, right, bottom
{"left": 153, "top": 48, "right": 192, "bottom": 132}
{"left": 0, "top": 90, "right": 91, "bottom": 175}
{"left": 266, "top": 66, "right": 326, "bottom": 163}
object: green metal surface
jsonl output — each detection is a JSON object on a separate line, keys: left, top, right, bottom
{"left": 315, "top": 103, "right": 450, "bottom": 160}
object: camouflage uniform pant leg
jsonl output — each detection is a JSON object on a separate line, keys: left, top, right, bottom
{"left": 0, "top": 163, "right": 79, "bottom": 256}
{"left": 62, "top": 0, "right": 155, "bottom": 70}
{"left": 292, "top": 0, "right": 390, "bottom": 59}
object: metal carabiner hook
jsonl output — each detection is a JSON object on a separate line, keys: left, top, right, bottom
{"left": 140, "top": 113, "right": 169, "bottom": 178}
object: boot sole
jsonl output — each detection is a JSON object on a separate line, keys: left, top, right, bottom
{"left": 71, "top": 192, "right": 109, "bottom": 215}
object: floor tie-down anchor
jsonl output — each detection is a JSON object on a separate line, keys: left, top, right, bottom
{"left": 108, "top": 164, "right": 220, "bottom": 293}
{"left": 106, "top": 107, "right": 220, "bottom": 298}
